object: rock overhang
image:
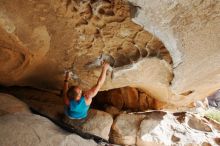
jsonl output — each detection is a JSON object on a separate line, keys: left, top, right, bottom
{"left": 0, "top": 0, "right": 220, "bottom": 108}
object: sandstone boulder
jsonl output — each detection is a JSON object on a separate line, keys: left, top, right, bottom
{"left": 81, "top": 109, "right": 113, "bottom": 140}
{"left": 137, "top": 112, "right": 218, "bottom": 146}
{"left": 110, "top": 111, "right": 220, "bottom": 146}
{"left": 110, "top": 113, "right": 145, "bottom": 145}
{"left": 0, "top": 93, "right": 30, "bottom": 116}
{"left": 0, "top": 113, "right": 98, "bottom": 146}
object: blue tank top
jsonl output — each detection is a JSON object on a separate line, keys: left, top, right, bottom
{"left": 66, "top": 96, "right": 90, "bottom": 119}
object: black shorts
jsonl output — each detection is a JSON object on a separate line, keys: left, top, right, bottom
{"left": 62, "top": 114, "right": 87, "bottom": 128}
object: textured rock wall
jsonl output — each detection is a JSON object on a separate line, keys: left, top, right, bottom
{"left": 0, "top": 0, "right": 220, "bottom": 108}
{"left": 0, "top": 0, "right": 173, "bottom": 104}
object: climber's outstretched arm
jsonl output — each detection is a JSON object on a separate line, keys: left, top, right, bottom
{"left": 63, "top": 71, "right": 70, "bottom": 106}
{"left": 84, "top": 62, "right": 109, "bottom": 99}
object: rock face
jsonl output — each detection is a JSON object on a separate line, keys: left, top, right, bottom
{"left": 82, "top": 109, "right": 113, "bottom": 140}
{"left": 0, "top": 0, "right": 175, "bottom": 106}
{"left": 128, "top": 0, "right": 220, "bottom": 106}
{"left": 0, "top": 114, "right": 98, "bottom": 146}
{"left": 111, "top": 111, "right": 220, "bottom": 146}
{"left": 110, "top": 113, "right": 145, "bottom": 145}
{"left": 0, "top": 93, "right": 30, "bottom": 115}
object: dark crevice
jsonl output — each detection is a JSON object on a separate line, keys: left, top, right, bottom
{"left": 128, "top": 2, "right": 141, "bottom": 19}
{"left": 91, "top": 86, "right": 157, "bottom": 114}
{"left": 180, "top": 90, "right": 194, "bottom": 96}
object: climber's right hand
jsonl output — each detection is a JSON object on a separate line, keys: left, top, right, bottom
{"left": 102, "top": 61, "right": 110, "bottom": 71}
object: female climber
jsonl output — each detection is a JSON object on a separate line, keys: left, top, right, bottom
{"left": 62, "top": 61, "right": 110, "bottom": 127}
